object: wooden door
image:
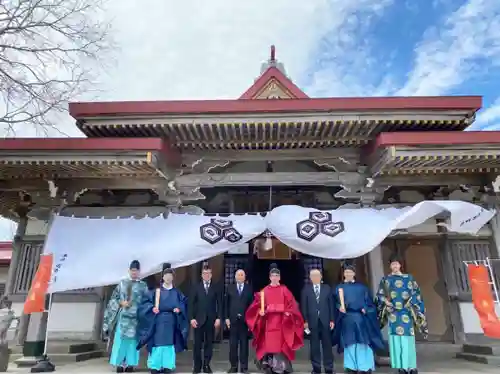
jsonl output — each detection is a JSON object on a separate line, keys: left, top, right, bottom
{"left": 403, "top": 241, "right": 453, "bottom": 342}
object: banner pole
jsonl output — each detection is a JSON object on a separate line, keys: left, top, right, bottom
{"left": 42, "top": 292, "right": 53, "bottom": 356}
{"left": 486, "top": 257, "right": 500, "bottom": 305}
{"left": 30, "top": 205, "right": 63, "bottom": 373}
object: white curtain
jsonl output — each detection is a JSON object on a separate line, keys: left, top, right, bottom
{"left": 45, "top": 201, "right": 495, "bottom": 292}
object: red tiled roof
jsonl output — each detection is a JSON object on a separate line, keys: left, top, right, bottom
{"left": 69, "top": 96, "right": 482, "bottom": 119}
{"left": 0, "top": 242, "right": 12, "bottom": 264}
{"left": 374, "top": 131, "right": 500, "bottom": 147}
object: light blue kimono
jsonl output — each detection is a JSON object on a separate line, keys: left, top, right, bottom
{"left": 103, "top": 278, "right": 147, "bottom": 368}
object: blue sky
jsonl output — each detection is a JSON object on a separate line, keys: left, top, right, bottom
{"left": 295, "top": 0, "right": 500, "bottom": 130}
{"left": 1, "top": 0, "right": 500, "bottom": 239}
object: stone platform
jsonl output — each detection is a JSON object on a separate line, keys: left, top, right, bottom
{"left": 7, "top": 342, "right": 497, "bottom": 374}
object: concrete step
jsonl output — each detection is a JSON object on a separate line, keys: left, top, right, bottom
{"left": 456, "top": 352, "right": 500, "bottom": 366}
{"left": 9, "top": 340, "right": 105, "bottom": 355}
{"left": 462, "top": 343, "right": 500, "bottom": 356}
{"left": 12, "top": 350, "right": 105, "bottom": 367}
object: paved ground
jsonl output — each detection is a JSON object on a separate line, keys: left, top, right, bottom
{"left": 7, "top": 358, "right": 499, "bottom": 374}
{"left": 7, "top": 343, "right": 500, "bottom": 373}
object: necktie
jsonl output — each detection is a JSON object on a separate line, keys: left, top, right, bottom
{"left": 204, "top": 282, "right": 209, "bottom": 294}
{"left": 314, "top": 285, "right": 320, "bottom": 303}
{"left": 238, "top": 284, "right": 242, "bottom": 295}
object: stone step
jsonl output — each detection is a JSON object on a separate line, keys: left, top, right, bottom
{"left": 9, "top": 340, "right": 105, "bottom": 355}
{"left": 462, "top": 343, "right": 500, "bottom": 356}
{"left": 12, "top": 350, "right": 105, "bottom": 367}
{"left": 456, "top": 352, "right": 500, "bottom": 366}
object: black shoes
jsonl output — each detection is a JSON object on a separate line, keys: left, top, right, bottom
{"left": 117, "top": 367, "right": 134, "bottom": 373}
{"left": 227, "top": 368, "right": 238, "bottom": 373}
{"left": 116, "top": 367, "right": 134, "bottom": 373}
{"left": 203, "top": 364, "right": 213, "bottom": 373}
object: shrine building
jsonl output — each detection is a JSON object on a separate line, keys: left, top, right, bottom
{"left": 2, "top": 46, "right": 500, "bottom": 360}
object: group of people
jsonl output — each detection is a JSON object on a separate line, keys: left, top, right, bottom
{"left": 102, "top": 255, "right": 428, "bottom": 374}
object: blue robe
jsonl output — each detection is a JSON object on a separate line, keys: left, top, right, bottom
{"left": 137, "top": 286, "right": 188, "bottom": 370}
{"left": 332, "top": 282, "right": 384, "bottom": 372}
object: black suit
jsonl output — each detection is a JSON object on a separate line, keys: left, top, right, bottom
{"left": 189, "top": 281, "right": 223, "bottom": 371}
{"left": 224, "top": 282, "right": 253, "bottom": 371}
{"left": 301, "top": 283, "right": 334, "bottom": 373}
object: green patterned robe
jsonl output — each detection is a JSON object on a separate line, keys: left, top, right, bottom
{"left": 375, "top": 273, "right": 428, "bottom": 337}
{"left": 103, "top": 278, "right": 148, "bottom": 339}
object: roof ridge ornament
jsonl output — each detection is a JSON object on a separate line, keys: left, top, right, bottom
{"left": 270, "top": 45, "right": 276, "bottom": 64}
{"left": 260, "top": 44, "right": 287, "bottom": 76}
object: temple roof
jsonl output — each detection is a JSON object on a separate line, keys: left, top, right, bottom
{"left": 366, "top": 131, "right": 500, "bottom": 175}
{"left": 69, "top": 45, "right": 481, "bottom": 145}
{"left": 0, "top": 138, "right": 179, "bottom": 180}
{"left": 70, "top": 95, "right": 481, "bottom": 119}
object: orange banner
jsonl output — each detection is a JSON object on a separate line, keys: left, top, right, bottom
{"left": 23, "top": 254, "right": 53, "bottom": 314}
{"left": 468, "top": 264, "right": 500, "bottom": 338}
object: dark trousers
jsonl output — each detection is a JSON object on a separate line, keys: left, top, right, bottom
{"left": 193, "top": 321, "right": 215, "bottom": 370}
{"left": 229, "top": 318, "right": 249, "bottom": 370}
{"left": 310, "top": 319, "right": 334, "bottom": 373}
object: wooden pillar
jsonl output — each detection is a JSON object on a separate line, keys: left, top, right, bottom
{"left": 368, "top": 245, "right": 388, "bottom": 340}
{"left": 489, "top": 205, "right": 500, "bottom": 258}
{"left": 20, "top": 212, "right": 54, "bottom": 363}
{"left": 92, "top": 287, "right": 106, "bottom": 341}
{"left": 368, "top": 245, "right": 384, "bottom": 295}
{"left": 5, "top": 215, "right": 28, "bottom": 296}
{"left": 6, "top": 215, "right": 30, "bottom": 346}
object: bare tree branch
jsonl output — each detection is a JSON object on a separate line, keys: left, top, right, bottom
{"left": 0, "top": 0, "right": 113, "bottom": 136}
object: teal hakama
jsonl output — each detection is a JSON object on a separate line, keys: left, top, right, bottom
{"left": 343, "top": 344, "right": 376, "bottom": 372}
{"left": 147, "top": 346, "right": 176, "bottom": 371}
{"left": 137, "top": 264, "right": 188, "bottom": 373}
{"left": 103, "top": 276, "right": 148, "bottom": 369}
{"left": 332, "top": 261, "right": 385, "bottom": 374}
{"left": 110, "top": 322, "right": 141, "bottom": 367}
{"left": 375, "top": 273, "right": 428, "bottom": 372}
{"left": 388, "top": 335, "right": 417, "bottom": 370}
{"left": 332, "top": 281, "right": 385, "bottom": 373}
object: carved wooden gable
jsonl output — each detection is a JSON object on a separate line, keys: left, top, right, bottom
{"left": 253, "top": 79, "right": 294, "bottom": 99}
{"left": 239, "top": 66, "right": 308, "bottom": 100}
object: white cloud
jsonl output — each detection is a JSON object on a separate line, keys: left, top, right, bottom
{"left": 94, "top": 0, "right": 394, "bottom": 101}
{"left": 476, "top": 98, "right": 500, "bottom": 126}
{"left": 300, "top": 0, "right": 394, "bottom": 97}
{"left": 398, "top": 0, "right": 500, "bottom": 96}
{"left": 466, "top": 97, "right": 500, "bottom": 130}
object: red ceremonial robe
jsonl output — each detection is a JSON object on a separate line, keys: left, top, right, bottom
{"left": 245, "top": 284, "right": 304, "bottom": 361}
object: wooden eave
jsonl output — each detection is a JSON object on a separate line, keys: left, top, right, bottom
{"left": 0, "top": 138, "right": 179, "bottom": 180}
{"left": 75, "top": 112, "right": 476, "bottom": 151}
{"left": 368, "top": 131, "right": 500, "bottom": 175}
